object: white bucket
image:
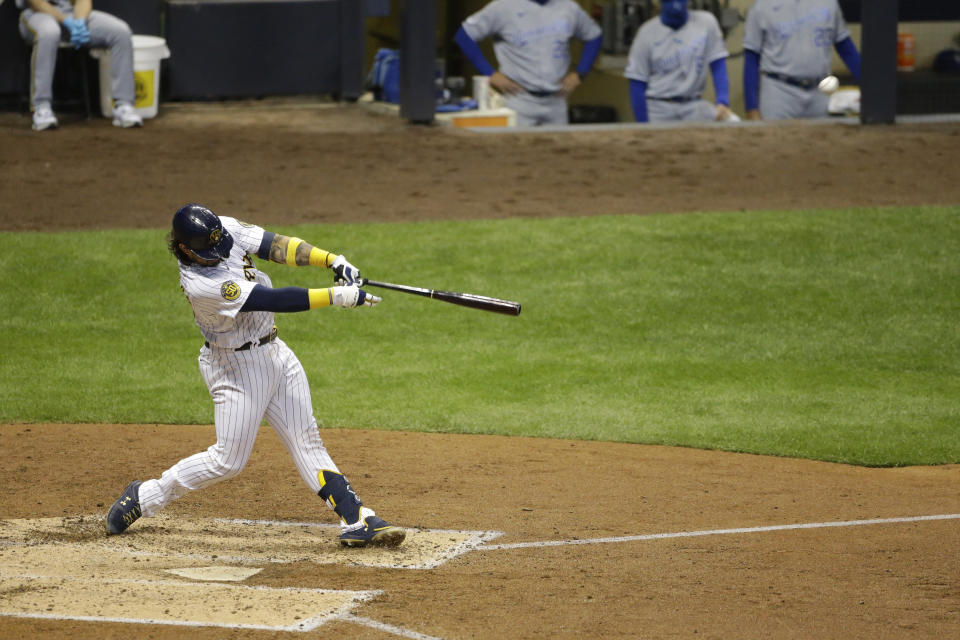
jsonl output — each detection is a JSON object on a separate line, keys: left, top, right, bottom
{"left": 93, "top": 35, "right": 171, "bottom": 119}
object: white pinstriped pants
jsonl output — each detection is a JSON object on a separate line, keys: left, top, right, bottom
{"left": 138, "top": 338, "right": 339, "bottom": 517}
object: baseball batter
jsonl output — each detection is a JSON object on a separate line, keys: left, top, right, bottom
{"left": 17, "top": 0, "right": 142, "bottom": 130}
{"left": 105, "top": 204, "right": 405, "bottom": 548}
{"left": 454, "top": 0, "right": 603, "bottom": 127}
{"left": 743, "top": 0, "right": 861, "bottom": 120}
{"left": 625, "top": 0, "right": 732, "bottom": 123}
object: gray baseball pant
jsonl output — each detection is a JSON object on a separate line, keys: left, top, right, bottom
{"left": 503, "top": 92, "right": 569, "bottom": 127}
{"left": 759, "top": 75, "right": 829, "bottom": 120}
{"left": 648, "top": 99, "right": 719, "bottom": 122}
{"left": 19, "top": 9, "right": 135, "bottom": 109}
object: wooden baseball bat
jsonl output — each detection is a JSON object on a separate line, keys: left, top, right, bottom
{"left": 360, "top": 279, "right": 521, "bottom": 316}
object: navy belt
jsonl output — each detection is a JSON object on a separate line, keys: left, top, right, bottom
{"left": 527, "top": 89, "right": 557, "bottom": 97}
{"left": 206, "top": 327, "right": 278, "bottom": 351}
{"left": 763, "top": 71, "right": 820, "bottom": 90}
{"left": 648, "top": 95, "right": 701, "bottom": 103}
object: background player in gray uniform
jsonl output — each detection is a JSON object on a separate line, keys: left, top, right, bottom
{"left": 454, "top": 0, "right": 603, "bottom": 127}
{"left": 743, "top": 0, "right": 861, "bottom": 120}
{"left": 625, "top": 0, "right": 732, "bottom": 123}
{"left": 17, "top": 0, "right": 142, "bottom": 130}
{"left": 105, "top": 204, "right": 405, "bottom": 549}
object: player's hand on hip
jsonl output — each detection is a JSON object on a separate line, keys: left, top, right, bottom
{"left": 560, "top": 71, "right": 581, "bottom": 97}
{"left": 489, "top": 71, "right": 523, "bottom": 96}
{"left": 332, "top": 285, "right": 380, "bottom": 308}
{"left": 331, "top": 255, "right": 361, "bottom": 285}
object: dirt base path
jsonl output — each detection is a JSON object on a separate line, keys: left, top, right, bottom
{"left": 2, "top": 102, "right": 959, "bottom": 638}
{"left": 1, "top": 424, "right": 958, "bottom": 639}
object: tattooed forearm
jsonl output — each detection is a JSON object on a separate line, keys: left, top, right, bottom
{"left": 269, "top": 235, "right": 319, "bottom": 266}
{"left": 294, "top": 241, "right": 313, "bottom": 266}
{"left": 269, "top": 235, "right": 290, "bottom": 264}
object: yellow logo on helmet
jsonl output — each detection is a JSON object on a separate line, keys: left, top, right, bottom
{"left": 210, "top": 228, "right": 222, "bottom": 244}
{"left": 221, "top": 281, "right": 241, "bottom": 301}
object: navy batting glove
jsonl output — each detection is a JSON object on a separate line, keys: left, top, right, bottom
{"left": 331, "top": 255, "right": 361, "bottom": 286}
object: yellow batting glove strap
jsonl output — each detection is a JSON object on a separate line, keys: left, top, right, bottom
{"left": 285, "top": 237, "right": 304, "bottom": 266}
{"left": 308, "top": 288, "right": 334, "bottom": 309}
{"left": 309, "top": 247, "right": 337, "bottom": 268}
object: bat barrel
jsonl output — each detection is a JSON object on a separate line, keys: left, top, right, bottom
{"left": 361, "top": 279, "right": 521, "bottom": 316}
{"left": 434, "top": 290, "right": 521, "bottom": 316}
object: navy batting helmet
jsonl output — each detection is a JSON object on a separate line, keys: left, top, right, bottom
{"left": 171, "top": 204, "right": 234, "bottom": 262}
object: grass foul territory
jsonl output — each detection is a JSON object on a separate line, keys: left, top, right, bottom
{"left": 1, "top": 206, "right": 958, "bottom": 466}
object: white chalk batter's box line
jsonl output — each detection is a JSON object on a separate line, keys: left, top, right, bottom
{"left": 0, "top": 576, "right": 382, "bottom": 633}
{"left": 214, "top": 518, "right": 506, "bottom": 569}
{"left": 0, "top": 612, "right": 444, "bottom": 640}
{"left": 477, "top": 513, "right": 960, "bottom": 551}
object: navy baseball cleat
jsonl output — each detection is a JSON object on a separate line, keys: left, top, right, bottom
{"left": 339, "top": 515, "right": 406, "bottom": 548}
{"left": 105, "top": 481, "right": 143, "bottom": 535}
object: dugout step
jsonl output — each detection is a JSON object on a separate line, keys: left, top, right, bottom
{"left": 359, "top": 94, "right": 517, "bottom": 128}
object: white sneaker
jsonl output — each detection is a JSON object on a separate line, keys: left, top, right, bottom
{"left": 32, "top": 103, "right": 58, "bottom": 131}
{"left": 112, "top": 102, "right": 143, "bottom": 128}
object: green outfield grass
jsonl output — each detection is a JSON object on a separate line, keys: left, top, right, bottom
{"left": 1, "top": 206, "right": 958, "bottom": 466}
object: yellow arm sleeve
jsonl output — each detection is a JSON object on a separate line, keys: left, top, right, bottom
{"left": 309, "top": 246, "right": 337, "bottom": 268}
{"left": 275, "top": 235, "right": 336, "bottom": 267}
{"left": 284, "top": 238, "right": 303, "bottom": 266}
{"left": 308, "top": 288, "right": 335, "bottom": 309}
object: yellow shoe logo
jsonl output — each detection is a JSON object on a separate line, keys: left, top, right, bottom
{"left": 122, "top": 507, "right": 141, "bottom": 525}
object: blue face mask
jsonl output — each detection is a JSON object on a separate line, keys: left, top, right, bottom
{"left": 660, "top": 0, "right": 689, "bottom": 30}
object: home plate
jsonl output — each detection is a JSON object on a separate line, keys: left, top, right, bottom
{"left": 164, "top": 566, "right": 263, "bottom": 581}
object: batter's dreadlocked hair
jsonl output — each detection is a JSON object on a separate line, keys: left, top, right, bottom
{"left": 167, "top": 231, "right": 193, "bottom": 264}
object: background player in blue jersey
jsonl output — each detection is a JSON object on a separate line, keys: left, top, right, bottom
{"left": 625, "top": 0, "right": 734, "bottom": 123}
{"left": 454, "top": 0, "right": 603, "bottom": 127}
{"left": 743, "top": 0, "right": 861, "bottom": 120}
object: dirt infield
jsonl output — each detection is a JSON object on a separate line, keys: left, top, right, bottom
{"left": 2, "top": 424, "right": 959, "bottom": 639}
{"left": 2, "top": 103, "right": 960, "bottom": 638}
{"left": 2, "top": 101, "right": 960, "bottom": 232}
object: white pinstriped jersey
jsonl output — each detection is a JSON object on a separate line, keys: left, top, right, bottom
{"left": 743, "top": 0, "right": 850, "bottom": 79}
{"left": 178, "top": 217, "right": 274, "bottom": 349}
